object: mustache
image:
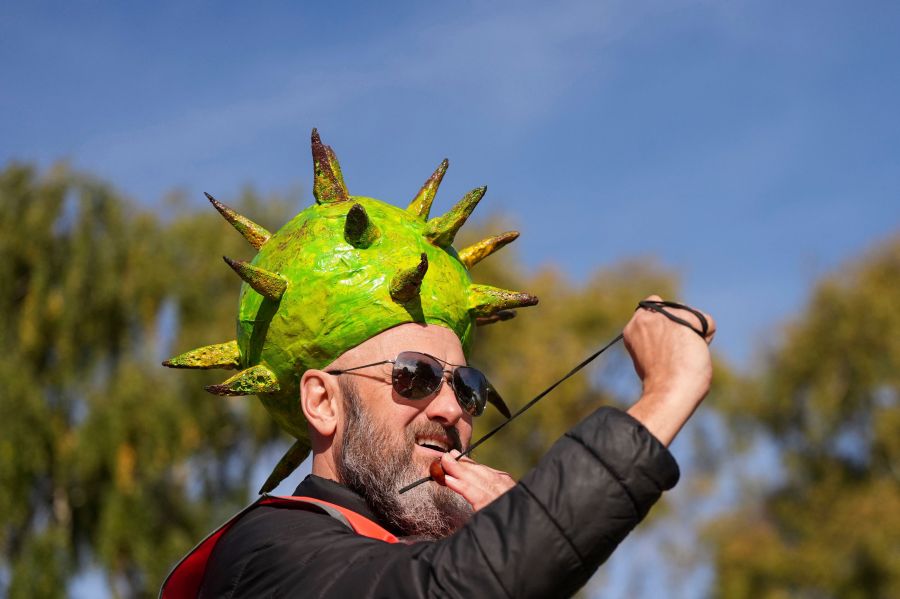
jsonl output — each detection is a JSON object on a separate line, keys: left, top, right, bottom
{"left": 406, "top": 420, "right": 463, "bottom": 453}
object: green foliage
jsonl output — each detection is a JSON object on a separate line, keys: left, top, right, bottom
{"left": 0, "top": 165, "right": 292, "bottom": 597}
{"left": 709, "top": 236, "right": 900, "bottom": 598}
{"left": 20, "top": 161, "right": 876, "bottom": 597}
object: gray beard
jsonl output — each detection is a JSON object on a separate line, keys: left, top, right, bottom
{"left": 336, "top": 379, "right": 473, "bottom": 540}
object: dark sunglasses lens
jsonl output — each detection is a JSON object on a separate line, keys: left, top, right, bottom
{"left": 392, "top": 352, "right": 443, "bottom": 399}
{"left": 452, "top": 367, "right": 488, "bottom": 416}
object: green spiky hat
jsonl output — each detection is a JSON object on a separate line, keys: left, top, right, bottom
{"left": 164, "top": 130, "right": 537, "bottom": 492}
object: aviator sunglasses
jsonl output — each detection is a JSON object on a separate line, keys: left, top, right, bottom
{"left": 326, "top": 351, "right": 511, "bottom": 418}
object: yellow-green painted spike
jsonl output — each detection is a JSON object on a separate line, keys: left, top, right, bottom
{"left": 259, "top": 437, "right": 311, "bottom": 494}
{"left": 205, "top": 192, "right": 272, "bottom": 250}
{"left": 458, "top": 231, "right": 519, "bottom": 269}
{"left": 390, "top": 252, "right": 428, "bottom": 303}
{"left": 311, "top": 128, "right": 349, "bottom": 204}
{"left": 223, "top": 256, "right": 287, "bottom": 301}
{"left": 469, "top": 284, "right": 539, "bottom": 317}
{"left": 406, "top": 159, "right": 449, "bottom": 221}
{"left": 475, "top": 309, "right": 517, "bottom": 326}
{"left": 423, "top": 186, "right": 486, "bottom": 248}
{"left": 344, "top": 203, "right": 380, "bottom": 248}
{"left": 205, "top": 364, "right": 280, "bottom": 396}
{"left": 162, "top": 340, "right": 240, "bottom": 370}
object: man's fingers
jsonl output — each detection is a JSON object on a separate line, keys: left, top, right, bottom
{"left": 703, "top": 312, "right": 716, "bottom": 344}
{"left": 449, "top": 454, "right": 509, "bottom": 478}
{"left": 637, "top": 295, "right": 716, "bottom": 344}
{"left": 690, "top": 308, "right": 715, "bottom": 344}
{"left": 442, "top": 473, "right": 476, "bottom": 503}
{"left": 439, "top": 451, "right": 515, "bottom": 511}
{"left": 440, "top": 451, "right": 475, "bottom": 478}
{"left": 442, "top": 451, "right": 503, "bottom": 476}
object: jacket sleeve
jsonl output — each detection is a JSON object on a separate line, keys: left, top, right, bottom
{"left": 205, "top": 407, "right": 679, "bottom": 599}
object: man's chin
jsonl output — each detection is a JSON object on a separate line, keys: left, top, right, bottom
{"left": 337, "top": 381, "right": 471, "bottom": 538}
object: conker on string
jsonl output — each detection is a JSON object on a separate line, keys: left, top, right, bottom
{"left": 429, "top": 460, "right": 447, "bottom": 486}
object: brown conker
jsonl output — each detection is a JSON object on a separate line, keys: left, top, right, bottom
{"left": 429, "top": 459, "right": 447, "bottom": 486}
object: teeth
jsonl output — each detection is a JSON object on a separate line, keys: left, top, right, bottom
{"left": 416, "top": 437, "right": 449, "bottom": 452}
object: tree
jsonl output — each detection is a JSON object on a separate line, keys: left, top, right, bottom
{"left": 0, "top": 164, "right": 291, "bottom": 598}
{"left": 709, "top": 235, "right": 900, "bottom": 598}
{"left": 0, "top": 164, "right": 690, "bottom": 596}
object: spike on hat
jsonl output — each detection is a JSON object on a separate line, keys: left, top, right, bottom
{"left": 223, "top": 256, "right": 287, "bottom": 301}
{"left": 390, "top": 253, "right": 429, "bottom": 303}
{"left": 259, "top": 438, "right": 311, "bottom": 494}
{"left": 344, "top": 203, "right": 380, "bottom": 248}
{"left": 205, "top": 364, "right": 280, "bottom": 396}
{"left": 311, "top": 128, "right": 349, "bottom": 204}
{"left": 458, "top": 231, "right": 519, "bottom": 269}
{"left": 423, "top": 186, "right": 486, "bottom": 248}
{"left": 468, "top": 284, "right": 539, "bottom": 317}
{"left": 205, "top": 192, "right": 272, "bottom": 250}
{"left": 407, "top": 159, "right": 448, "bottom": 220}
{"left": 165, "top": 129, "right": 537, "bottom": 491}
{"left": 163, "top": 340, "right": 240, "bottom": 370}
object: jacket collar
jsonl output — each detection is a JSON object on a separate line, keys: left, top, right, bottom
{"left": 292, "top": 474, "right": 404, "bottom": 535}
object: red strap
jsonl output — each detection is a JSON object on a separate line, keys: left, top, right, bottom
{"left": 159, "top": 495, "right": 398, "bottom": 599}
{"left": 267, "top": 496, "right": 399, "bottom": 543}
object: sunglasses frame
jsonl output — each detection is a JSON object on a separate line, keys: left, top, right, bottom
{"left": 325, "top": 351, "right": 509, "bottom": 418}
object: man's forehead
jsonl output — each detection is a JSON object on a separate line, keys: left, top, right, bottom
{"left": 337, "top": 323, "right": 465, "bottom": 366}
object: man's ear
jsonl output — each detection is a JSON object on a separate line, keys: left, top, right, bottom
{"left": 300, "top": 370, "right": 341, "bottom": 438}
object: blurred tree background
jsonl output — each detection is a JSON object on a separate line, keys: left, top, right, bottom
{"left": 1, "top": 163, "right": 897, "bottom": 597}
{"left": 708, "top": 237, "right": 900, "bottom": 598}
{"left": 0, "top": 164, "right": 292, "bottom": 598}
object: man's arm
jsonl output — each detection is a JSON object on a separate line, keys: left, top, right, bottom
{"left": 624, "top": 295, "right": 715, "bottom": 446}
{"left": 434, "top": 294, "right": 715, "bottom": 509}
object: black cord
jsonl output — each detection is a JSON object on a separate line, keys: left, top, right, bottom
{"left": 637, "top": 300, "right": 709, "bottom": 338}
{"left": 398, "top": 332, "right": 624, "bottom": 494}
{"left": 397, "top": 299, "right": 706, "bottom": 494}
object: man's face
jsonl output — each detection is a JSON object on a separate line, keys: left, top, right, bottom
{"left": 327, "top": 323, "right": 474, "bottom": 538}
{"left": 330, "top": 323, "right": 474, "bottom": 474}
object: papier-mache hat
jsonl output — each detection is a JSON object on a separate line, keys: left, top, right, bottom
{"left": 164, "top": 130, "right": 538, "bottom": 492}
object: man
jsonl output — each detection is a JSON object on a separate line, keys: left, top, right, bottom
{"left": 160, "top": 131, "right": 714, "bottom": 598}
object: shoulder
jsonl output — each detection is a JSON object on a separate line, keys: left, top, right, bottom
{"left": 229, "top": 501, "right": 352, "bottom": 545}
{"left": 200, "top": 502, "right": 355, "bottom": 597}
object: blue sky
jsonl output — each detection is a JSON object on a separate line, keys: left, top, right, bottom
{"left": 3, "top": 1, "right": 900, "bottom": 368}
{"left": 4, "top": 2, "right": 899, "bottom": 596}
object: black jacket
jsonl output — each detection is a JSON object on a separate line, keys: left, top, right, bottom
{"left": 200, "top": 407, "right": 680, "bottom": 598}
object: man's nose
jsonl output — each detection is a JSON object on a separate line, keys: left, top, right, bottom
{"left": 424, "top": 377, "right": 464, "bottom": 426}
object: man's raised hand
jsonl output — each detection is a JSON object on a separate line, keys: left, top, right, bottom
{"left": 624, "top": 295, "right": 716, "bottom": 446}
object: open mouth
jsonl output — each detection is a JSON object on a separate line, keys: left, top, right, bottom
{"left": 415, "top": 436, "right": 451, "bottom": 453}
